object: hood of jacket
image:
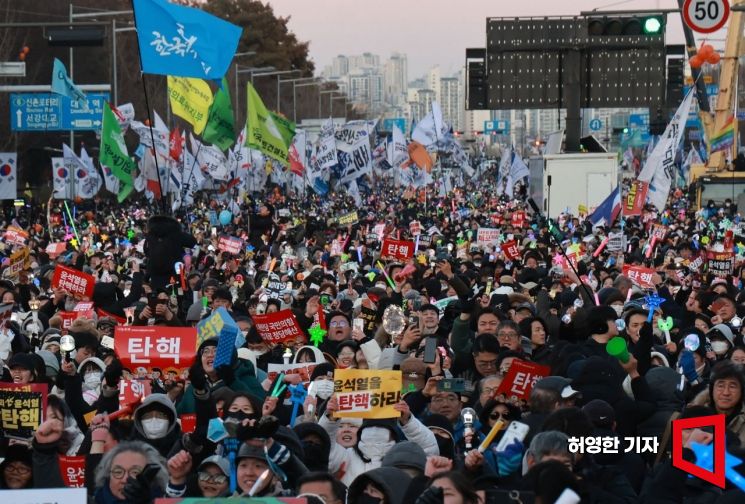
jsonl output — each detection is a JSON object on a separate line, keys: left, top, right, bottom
{"left": 645, "top": 366, "right": 685, "bottom": 411}
{"left": 133, "top": 393, "right": 178, "bottom": 439}
{"left": 292, "top": 345, "right": 325, "bottom": 364}
{"left": 78, "top": 356, "right": 106, "bottom": 374}
{"left": 147, "top": 215, "right": 183, "bottom": 239}
{"left": 348, "top": 467, "right": 412, "bottom": 504}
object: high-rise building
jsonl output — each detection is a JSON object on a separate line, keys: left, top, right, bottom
{"left": 417, "top": 89, "right": 435, "bottom": 118}
{"left": 440, "top": 77, "right": 461, "bottom": 131}
{"left": 349, "top": 52, "right": 380, "bottom": 71}
{"left": 347, "top": 68, "right": 384, "bottom": 114}
{"left": 427, "top": 66, "right": 441, "bottom": 103}
{"left": 331, "top": 55, "right": 349, "bottom": 78}
{"left": 384, "top": 53, "right": 408, "bottom": 106}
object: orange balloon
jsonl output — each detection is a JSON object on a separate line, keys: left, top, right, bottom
{"left": 707, "top": 52, "right": 721, "bottom": 65}
{"left": 698, "top": 44, "right": 713, "bottom": 58}
{"left": 22, "top": 46, "right": 29, "bottom": 54}
{"left": 19, "top": 53, "right": 25, "bottom": 61}
{"left": 689, "top": 55, "right": 703, "bottom": 69}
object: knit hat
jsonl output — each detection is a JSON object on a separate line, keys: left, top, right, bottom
{"left": 198, "top": 455, "right": 230, "bottom": 477}
{"left": 381, "top": 441, "right": 426, "bottom": 473}
{"left": 310, "top": 362, "right": 335, "bottom": 382}
{"left": 423, "top": 414, "right": 454, "bottom": 438}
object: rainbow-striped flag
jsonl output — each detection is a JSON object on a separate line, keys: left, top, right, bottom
{"left": 710, "top": 115, "right": 735, "bottom": 154}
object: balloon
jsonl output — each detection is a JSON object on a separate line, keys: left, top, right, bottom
{"left": 689, "top": 55, "right": 703, "bottom": 69}
{"left": 707, "top": 52, "right": 721, "bottom": 65}
{"left": 698, "top": 44, "right": 713, "bottom": 58}
{"left": 219, "top": 210, "right": 232, "bottom": 226}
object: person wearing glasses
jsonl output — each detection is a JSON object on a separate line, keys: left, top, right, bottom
{"left": 0, "top": 444, "right": 32, "bottom": 489}
{"left": 165, "top": 453, "right": 230, "bottom": 498}
{"left": 93, "top": 441, "right": 168, "bottom": 503}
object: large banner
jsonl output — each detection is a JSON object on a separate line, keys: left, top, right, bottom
{"left": 332, "top": 369, "right": 402, "bottom": 419}
{"left": 252, "top": 310, "right": 305, "bottom": 345}
{"left": 623, "top": 181, "right": 649, "bottom": 217}
{"left": 115, "top": 326, "right": 197, "bottom": 372}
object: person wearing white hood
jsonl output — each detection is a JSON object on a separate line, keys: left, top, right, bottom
{"left": 319, "top": 393, "right": 439, "bottom": 486}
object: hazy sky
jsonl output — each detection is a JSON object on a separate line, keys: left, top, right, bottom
{"left": 263, "top": 0, "right": 718, "bottom": 78}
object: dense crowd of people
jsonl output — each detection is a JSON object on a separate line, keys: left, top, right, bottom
{"left": 1, "top": 177, "right": 745, "bottom": 504}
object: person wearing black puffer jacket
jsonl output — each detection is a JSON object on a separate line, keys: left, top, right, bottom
{"left": 145, "top": 215, "right": 197, "bottom": 290}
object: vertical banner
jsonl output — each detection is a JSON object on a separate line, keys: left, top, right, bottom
{"left": 623, "top": 181, "right": 649, "bottom": 217}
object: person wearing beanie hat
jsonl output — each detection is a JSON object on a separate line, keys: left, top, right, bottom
{"left": 381, "top": 440, "right": 427, "bottom": 477}
{"left": 36, "top": 349, "right": 60, "bottom": 380}
{"left": 707, "top": 324, "right": 735, "bottom": 360}
{"left": 0, "top": 444, "right": 33, "bottom": 489}
{"left": 293, "top": 422, "right": 331, "bottom": 473}
{"left": 8, "top": 353, "right": 39, "bottom": 384}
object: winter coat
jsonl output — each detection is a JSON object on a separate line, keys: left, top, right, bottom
{"left": 146, "top": 215, "right": 197, "bottom": 289}
{"left": 176, "top": 359, "right": 265, "bottom": 415}
{"left": 131, "top": 394, "right": 182, "bottom": 458}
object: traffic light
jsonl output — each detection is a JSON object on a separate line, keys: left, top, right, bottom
{"left": 587, "top": 15, "right": 664, "bottom": 37}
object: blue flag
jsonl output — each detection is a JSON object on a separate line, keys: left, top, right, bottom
{"left": 51, "top": 58, "right": 86, "bottom": 103}
{"left": 132, "top": 0, "right": 242, "bottom": 79}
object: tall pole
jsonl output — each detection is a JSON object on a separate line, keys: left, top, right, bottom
{"left": 111, "top": 19, "right": 117, "bottom": 105}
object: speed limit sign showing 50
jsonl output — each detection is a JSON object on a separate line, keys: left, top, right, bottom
{"left": 683, "top": 0, "right": 730, "bottom": 33}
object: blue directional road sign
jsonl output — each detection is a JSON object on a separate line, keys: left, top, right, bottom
{"left": 10, "top": 92, "right": 109, "bottom": 132}
{"left": 382, "top": 117, "right": 406, "bottom": 132}
{"left": 484, "top": 120, "right": 509, "bottom": 133}
{"left": 589, "top": 118, "right": 602, "bottom": 131}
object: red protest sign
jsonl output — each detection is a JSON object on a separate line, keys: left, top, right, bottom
{"left": 495, "top": 359, "right": 550, "bottom": 401}
{"left": 649, "top": 224, "right": 667, "bottom": 241}
{"left": 707, "top": 250, "right": 735, "bottom": 278}
{"left": 381, "top": 238, "right": 415, "bottom": 261}
{"left": 118, "top": 379, "right": 152, "bottom": 405}
{"left": 511, "top": 211, "right": 527, "bottom": 229}
{"left": 45, "top": 242, "right": 67, "bottom": 258}
{"left": 218, "top": 235, "right": 243, "bottom": 255}
{"left": 622, "top": 264, "right": 656, "bottom": 289}
{"left": 73, "top": 302, "right": 94, "bottom": 312}
{"left": 114, "top": 326, "right": 197, "bottom": 372}
{"left": 58, "top": 455, "right": 86, "bottom": 488}
{"left": 52, "top": 264, "right": 95, "bottom": 299}
{"left": 624, "top": 181, "right": 648, "bottom": 217}
{"left": 500, "top": 240, "right": 521, "bottom": 261}
{"left": 4, "top": 226, "right": 28, "bottom": 247}
{"left": 179, "top": 413, "right": 197, "bottom": 434}
{"left": 253, "top": 309, "right": 305, "bottom": 345}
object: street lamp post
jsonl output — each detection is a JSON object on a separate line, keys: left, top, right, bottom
{"left": 249, "top": 69, "right": 302, "bottom": 112}
{"left": 284, "top": 77, "right": 320, "bottom": 121}
{"left": 234, "top": 65, "right": 275, "bottom": 114}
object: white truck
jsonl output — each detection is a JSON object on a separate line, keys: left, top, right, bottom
{"left": 528, "top": 153, "right": 619, "bottom": 219}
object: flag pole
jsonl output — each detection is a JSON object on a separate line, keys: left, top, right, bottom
{"left": 130, "top": 0, "right": 167, "bottom": 215}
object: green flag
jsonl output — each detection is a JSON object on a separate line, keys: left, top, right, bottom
{"left": 117, "top": 183, "right": 134, "bottom": 203}
{"left": 246, "top": 82, "right": 295, "bottom": 165}
{"left": 203, "top": 77, "right": 236, "bottom": 151}
{"left": 100, "top": 103, "right": 136, "bottom": 186}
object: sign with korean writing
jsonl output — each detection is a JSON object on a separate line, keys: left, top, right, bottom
{"left": 511, "top": 211, "right": 527, "bottom": 228}
{"left": 477, "top": 228, "right": 500, "bottom": 247}
{"left": 337, "top": 211, "right": 359, "bottom": 226}
{"left": 381, "top": 238, "right": 415, "bottom": 261}
{"left": 196, "top": 306, "right": 239, "bottom": 357}
{"left": 650, "top": 224, "right": 667, "bottom": 241}
{"left": 622, "top": 265, "right": 656, "bottom": 289}
{"left": 359, "top": 305, "right": 378, "bottom": 336}
{"left": 494, "top": 359, "right": 550, "bottom": 401}
{"left": 10, "top": 92, "right": 109, "bottom": 131}
{"left": 265, "top": 273, "right": 288, "bottom": 300}
{"left": 3, "top": 226, "right": 27, "bottom": 247}
{"left": 332, "top": 368, "right": 402, "bottom": 419}
{"left": 58, "top": 311, "right": 89, "bottom": 332}
{"left": 409, "top": 220, "right": 421, "bottom": 236}
{"left": 115, "top": 326, "right": 197, "bottom": 372}
{"left": 52, "top": 264, "right": 95, "bottom": 299}
{"left": 267, "top": 362, "right": 318, "bottom": 384}
{"left": 58, "top": 455, "right": 86, "bottom": 488}
{"left": 253, "top": 309, "right": 305, "bottom": 345}
{"left": 218, "top": 235, "right": 243, "bottom": 255}
{"left": 118, "top": 379, "right": 152, "bottom": 405}
{"left": 607, "top": 232, "right": 626, "bottom": 253}
{"left": 500, "top": 240, "right": 521, "bottom": 261}
{"left": 0, "top": 383, "right": 46, "bottom": 439}
{"left": 707, "top": 250, "right": 735, "bottom": 278}
{"left": 624, "top": 181, "right": 649, "bottom": 217}
{"left": 6, "top": 246, "right": 29, "bottom": 278}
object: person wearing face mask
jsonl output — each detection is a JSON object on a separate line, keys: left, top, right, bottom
{"left": 293, "top": 422, "right": 331, "bottom": 472}
{"left": 57, "top": 354, "right": 112, "bottom": 432}
{"left": 319, "top": 398, "right": 438, "bottom": 486}
{"left": 131, "top": 394, "right": 182, "bottom": 458}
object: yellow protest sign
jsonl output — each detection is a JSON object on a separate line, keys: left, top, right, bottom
{"left": 578, "top": 204, "right": 588, "bottom": 215}
{"left": 167, "top": 76, "right": 213, "bottom": 134}
{"left": 337, "top": 211, "right": 359, "bottom": 226}
{"left": 333, "top": 369, "right": 402, "bottom": 419}
{"left": 6, "top": 247, "right": 29, "bottom": 278}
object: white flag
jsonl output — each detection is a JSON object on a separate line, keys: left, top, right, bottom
{"left": 131, "top": 112, "right": 169, "bottom": 158}
{"left": 412, "top": 101, "right": 448, "bottom": 147}
{"left": 388, "top": 125, "right": 408, "bottom": 168}
{"left": 52, "top": 156, "right": 72, "bottom": 200}
{"left": 637, "top": 90, "right": 695, "bottom": 210}
{"left": 191, "top": 133, "right": 229, "bottom": 181}
{"left": 0, "top": 153, "right": 17, "bottom": 200}
{"left": 316, "top": 119, "right": 338, "bottom": 169}
{"left": 510, "top": 153, "right": 529, "bottom": 182}
{"left": 101, "top": 164, "right": 120, "bottom": 195}
{"left": 78, "top": 147, "right": 102, "bottom": 199}
{"left": 63, "top": 144, "right": 93, "bottom": 199}
{"left": 112, "top": 103, "right": 135, "bottom": 132}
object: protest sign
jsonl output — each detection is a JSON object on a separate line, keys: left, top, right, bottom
{"left": 0, "top": 383, "right": 46, "bottom": 439}
{"left": 195, "top": 307, "right": 239, "bottom": 368}
{"left": 46, "top": 242, "right": 67, "bottom": 258}
{"left": 267, "top": 362, "right": 318, "bottom": 384}
{"left": 606, "top": 232, "right": 626, "bottom": 253}
{"left": 511, "top": 211, "right": 527, "bottom": 228}
{"left": 265, "top": 273, "right": 289, "bottom": 299}
{"left": 333, "top": 368, "right": 402, "bottom": 419}
{"left": 3, "top": 226, "right": 28, "bottom": 247}
{"left": 218, "top": 235, "right": 243, "bottom": 255}
{"left": 358, "top": 305, "right": 378, "bottom": 336}
{"left": 179, "top": 413, "right": 196, "bottom": 434}
{"left": 58, "top": 311, "right": 94, "bottom": 332}
{"left": 115, "top": 326, "right": 197, "bottom": 372}
{"left": 330, "top": 238, "right": 344, "bottom": 256}
{"left": 495, "top": 359, "right": 550, "bottom": 401}
{"left": 500, "top": 240, "right": 521, "bottom": 261}
{"left": 409, "top": 220, "right": 422, "bottom": 236}
{"left": 622, "top": 265, "right": 656, "bottom": 289}
{"left": 624, "top": 181, "right": 649, "bottom": 217}
{"left": 6, "top": 246, "right": 29, "bottom": 278}
{"left": 337, "top": 211, "right": 359, "bottom": 226}
{"left": 118, "top": 379, "right": 152, "bottom": 405}
{"left": 381, "top": 238, "right": 415, "bottom": 261}
{"left": 4, "top": 488, "right": 86, "bottom": 502}
{"left": 477, "top": 228, "right": 500, "bottom": 248}
{"left": 650, "top": 224, "right": 667, "bottom": 241}
{"left": 52, "top": 264, "right": 95, "bottom": 299}
{"left": 707, "top": 250, "right": 735, "bottom": 278}
{"left": 253, "top": 309, "right": 305, "bottom": 345}
{"left": 58, "top": 455, "right": 86, "bottom": 488}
